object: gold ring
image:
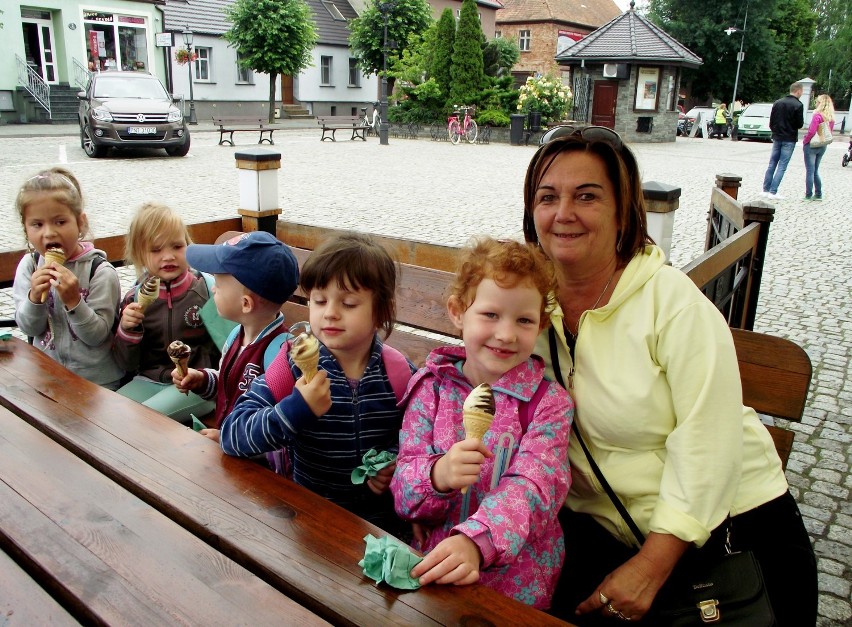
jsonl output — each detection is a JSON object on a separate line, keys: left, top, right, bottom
{"left": 606, "top": 602, "right": 617, "bottom": 614}
{"left": 599, "top": 591, "right": 609, "bottom": 605}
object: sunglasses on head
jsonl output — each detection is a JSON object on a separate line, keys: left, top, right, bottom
{"left": 539, "top": 124, "right": 624, "bottom": 150}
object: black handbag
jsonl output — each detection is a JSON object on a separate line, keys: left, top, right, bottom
{"left": 655, "top": 549, "right": 774, "bottom": 625}
{"left": 547, "top": 328, "right": 776, "bottom": 626}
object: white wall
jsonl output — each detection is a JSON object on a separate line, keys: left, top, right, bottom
{"left": 295, "top": 43, "right": 378, "bottom": 112}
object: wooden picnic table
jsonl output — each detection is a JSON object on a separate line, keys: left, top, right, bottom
{"left": 0, "top": 338, "right": 571, "bottom": 626}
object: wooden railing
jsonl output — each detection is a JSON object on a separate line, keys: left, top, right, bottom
{"left": 681, "top": 174, "right": 774, "bottom": 330}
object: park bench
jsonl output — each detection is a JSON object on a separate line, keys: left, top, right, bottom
{"left": 316, "top": 115, "right": 367, "bottom": 142}
{"left": 213, "top": 116, "right": 278, "bottom": 146}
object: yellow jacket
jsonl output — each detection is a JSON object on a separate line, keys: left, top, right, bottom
{"left": 534, "top": 246, "right": 787, "bottom": 547}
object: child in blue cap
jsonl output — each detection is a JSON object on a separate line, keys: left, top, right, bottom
{"left": 173, "top": 231, "right": 299, "bottom": 440}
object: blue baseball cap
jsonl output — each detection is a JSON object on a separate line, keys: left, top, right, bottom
{"left": 186, "top": 231, "right": 299, "bottom": 304}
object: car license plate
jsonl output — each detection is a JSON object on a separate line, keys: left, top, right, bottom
{"left": 128, "top": 126, "right": 156, "bottom": 134}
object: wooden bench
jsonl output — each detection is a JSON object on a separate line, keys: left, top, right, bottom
{"left": 213, "top": 116, "right": 278, "bottom": 146}
{"left": 316, "top": 115, "right": 367, "bottom": 142}
{"left": 274, "top": 241, "right": 810, "bottom": 468}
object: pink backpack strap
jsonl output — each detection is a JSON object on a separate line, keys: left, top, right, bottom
{"left": 519, "top": 380, "right": 549, "bottom": 434}
{"left": 264, "top": 340, "right": 295, "bottom": 403}
{"left": 381, "top": 345, "right": 412, "bottom": 404}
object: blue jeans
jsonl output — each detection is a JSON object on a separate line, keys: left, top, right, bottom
{"left": 762, "top": 140, "right": 796, "bottom": 194}
{"left": 803, "top": 143, "right": 826, "bottom": 197}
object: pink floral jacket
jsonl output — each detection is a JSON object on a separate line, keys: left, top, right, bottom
{"left": 390, "top": 346, "right": 573, "bottom": 609}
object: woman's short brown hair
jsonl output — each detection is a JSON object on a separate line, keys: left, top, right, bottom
{"left": 522, "top": 134, "right": 652, "bottom": 266}
{"left": 299, "top": 232, "right": 398, "bottom": 338}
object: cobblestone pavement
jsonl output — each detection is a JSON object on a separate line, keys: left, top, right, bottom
{"left": 1, "top": 122, "right": 850, "bottom": 625}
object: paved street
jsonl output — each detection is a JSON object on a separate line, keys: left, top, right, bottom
{"left": 1, "top": 121, "right": 850, "bottom": 625}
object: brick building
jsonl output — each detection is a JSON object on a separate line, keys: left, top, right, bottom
{"left": 495, "top": 0, "right": 621, "bottom": 84}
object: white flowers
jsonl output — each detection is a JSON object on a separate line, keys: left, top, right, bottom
{"left": 517, "top": 74, "right": 573, "bottom": 123}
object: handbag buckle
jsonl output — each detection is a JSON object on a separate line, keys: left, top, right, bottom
{"left": 697, "top": 599, "right": 721, "bottom": 623}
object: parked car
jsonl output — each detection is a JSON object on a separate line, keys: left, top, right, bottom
{"left": 78, "top": 71, "right": 190, "bottom": 158}
{"left": 683, "top": 106, "right": 718, "bottom": 137}
{"left": 734, "top": 103, "right": 772, "bottom": 141}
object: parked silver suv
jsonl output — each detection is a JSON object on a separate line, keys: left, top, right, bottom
{"left": 77, "top": 72, "right": 190, "bottom": 158}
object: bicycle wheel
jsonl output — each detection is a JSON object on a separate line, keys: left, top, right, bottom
{"left": 465, "top": 119, "right": 478, "bottom": 144}
{"left": 449, "top": 121, "right": 462, "bottom": 145}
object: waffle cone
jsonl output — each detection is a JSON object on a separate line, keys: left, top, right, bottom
{"left": 463, "top": 408, "right": 494, "bottom": 440}
{"left": 171, "top": 356, "right": 189, "bottom": 378}
{"left": 294, "top": 351, "right": 320, "bottom": 383}
{"left": 136, "top": 276, "right": 160, "bottom": 312}
{"left": 292, "top": 333, "right": 320, "bottom": 383}
{"left": 41, "top": 248, "right": 66, "bottom": 303}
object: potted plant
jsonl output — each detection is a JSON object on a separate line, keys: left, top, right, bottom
{"left": 517, "top": 74, "right": 573, "bottom": 125}
{"left": 174, "top": 48, "right": 198, "bottom": 65}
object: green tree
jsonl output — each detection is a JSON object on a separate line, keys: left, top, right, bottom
{"left": 647, "top": 0, "right": 815, "bottom": 104}
{"left": 807, "top": 0, "right": 852, "bottom": 107}
{"left": 224, "top": 0, "right": 317, "bottom": 123}
{"left": 349, "top": 0, "right": 433, "bottom": 97}
{"left": 449, "top": 0, "right": 486, "bottom": 106}
{"left": 429, "top": 9, "right": 456, "bottom": 101}
{"left": 483, "top": 37, "right": 520, "bottom": 78}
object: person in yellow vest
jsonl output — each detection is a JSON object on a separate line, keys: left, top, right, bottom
{"left": 712, "top": 103, "right": 729, "bottom": 139}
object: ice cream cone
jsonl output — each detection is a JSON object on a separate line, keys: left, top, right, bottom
{"left": 167, "top": 340, "right": 191, "bottom": 378}
{"left": 463, "top": 408, "right": 495, "bottom": 440}
{"left": 136, "top": 275, "right": 160, "bottom": 312}
{"left": 41, "top": 247, "right": 66, "bottom": 303}
{"left": 461, "top": 383, "right": 495, "bottom": 494}
{"left": 291, "top": 332, "right": 320, "bottom": 383}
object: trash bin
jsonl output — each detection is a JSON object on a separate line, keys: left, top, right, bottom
{"left": 510, "top": 114, "right": 525, "bottom": 145}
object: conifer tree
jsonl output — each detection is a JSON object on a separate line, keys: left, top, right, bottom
{"left": 430, "top": 9, "right": 455, "bottom": 102}
{"left": 449, "top": 0, "right": 485, "bottom": 106}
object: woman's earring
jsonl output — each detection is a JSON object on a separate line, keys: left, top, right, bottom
{"left": 79, "top": 232, "right": 84, "bottom": 240}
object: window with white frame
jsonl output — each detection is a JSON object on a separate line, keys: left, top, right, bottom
{"left": 519, "top": 30, "right": 531, "bottom": 52}
{"left": 348, "top": 58, "right": 360, "bottom": 87}
{"left": 194, "top": 47, "right": 211, "bottom": 81}
{"left": 236, "top": 51, "right": 253, "bottom": 84}
{"left": 322, "top": 1, "right": 346, "bottom": 21}
{"left": 495, "top": 30, "right": 502, "bottom": 38}
{"left": 321, "top": 56, "right": 333, "bottom": 85}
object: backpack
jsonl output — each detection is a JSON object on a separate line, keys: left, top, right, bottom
{"left": 264, "top": 342, "right": 412, "bottom": 476}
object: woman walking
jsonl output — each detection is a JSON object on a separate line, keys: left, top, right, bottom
{"left": 803, "top": 94, "right": 835, "bottom": 200}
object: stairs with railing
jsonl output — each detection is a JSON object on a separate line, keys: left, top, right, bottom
{"left": 15, "top": 55, "right": 87, "bottom": 124}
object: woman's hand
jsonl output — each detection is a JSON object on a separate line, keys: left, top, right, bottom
{"left": 366, "top": 461, "right": 396, "bottom": 495}
{"left": 430, "top": 438, "right": 493, "bottom": 493}
{"left": 295, "top": 370, "right": 331, "bottom": 417}
{"left": 120, "top": 302, "right": 145, "bottom": 331}
{"left": 576, "top": 532, "right": 689, "bottom": 622}
{"left": 410, "top": 534, "right": 481, "bottom": 586}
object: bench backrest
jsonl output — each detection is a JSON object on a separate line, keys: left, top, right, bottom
{"left": 731, "top": 328, "right": 811, "bottom": 468}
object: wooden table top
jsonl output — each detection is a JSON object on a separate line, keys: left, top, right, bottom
{"left": 0, "top": 338, "right": 571, "bottom": 626}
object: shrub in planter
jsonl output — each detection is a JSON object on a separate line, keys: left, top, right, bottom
{"left": 476, "top": 109, "right": 511, "bottom": 127}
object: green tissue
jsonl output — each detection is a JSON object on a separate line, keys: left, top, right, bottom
{"left": 351, "top": 448, "right": 396, "bottom": 484}
{"left": 359, "top": 534, "right": 423, "bottom": 590}
{"left": 191, "top": 414, "right": 206, "bottom": 432}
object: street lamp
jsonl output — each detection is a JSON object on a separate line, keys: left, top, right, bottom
{"left": 377, "top": 2, "right": 394, "bottom": 146}
{"left": 182, "top": 26, "right": 197, "bottom": 125}
{"left": 725, "top": 1, "right": 749, "bottom": 118}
